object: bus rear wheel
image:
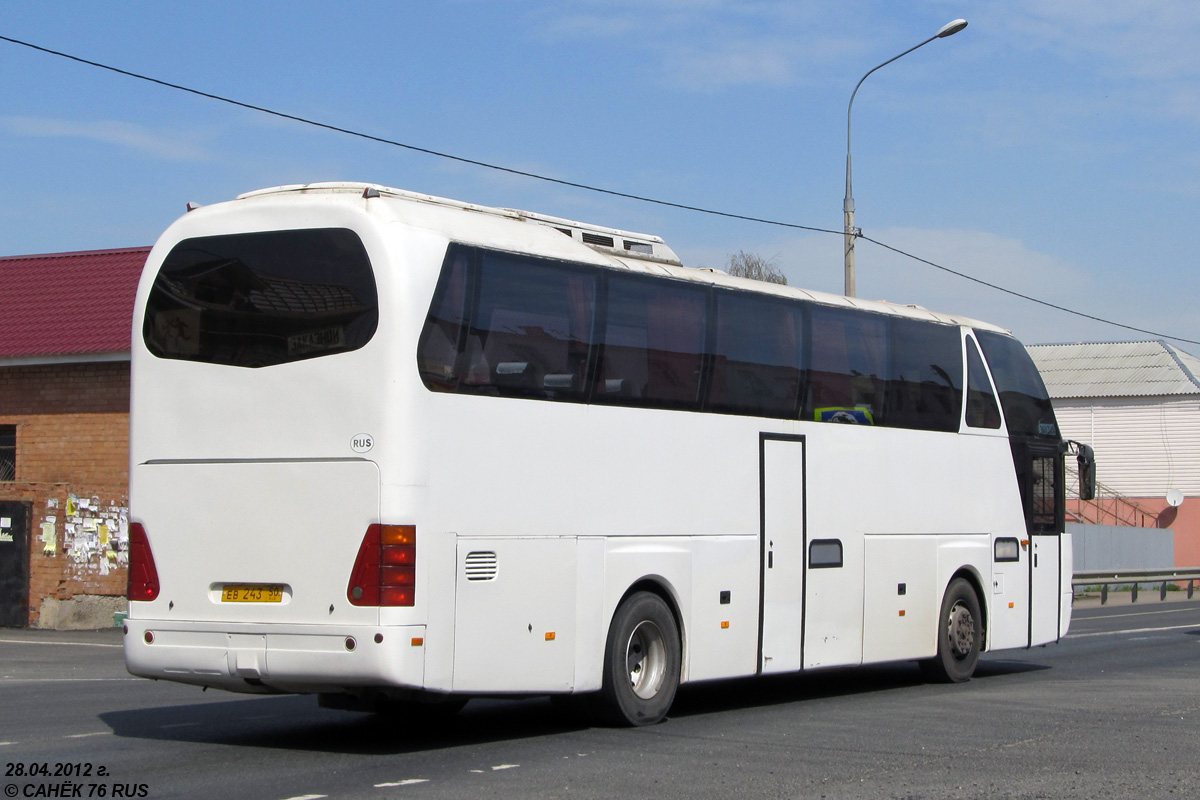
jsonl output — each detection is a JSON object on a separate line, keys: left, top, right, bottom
{"left": 594, "top": 591, "right": 681, "bottom": 726}
{"left": 922, "top": 577, "right": 982, "bottom": 683}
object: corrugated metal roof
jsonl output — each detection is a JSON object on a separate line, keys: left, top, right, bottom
{"left": 0, "top": 247, "right": 149, "bottom": 359}
{"left": 1027, "top": 340, "right": 1200, "bottom": 399}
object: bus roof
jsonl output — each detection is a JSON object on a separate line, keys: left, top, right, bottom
{"left": 230, "top": 181, "right": 1010, "bottom": 336}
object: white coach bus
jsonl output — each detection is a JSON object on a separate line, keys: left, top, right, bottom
{"left": 125, "top": 182, "right": 1084, "bottom": 725}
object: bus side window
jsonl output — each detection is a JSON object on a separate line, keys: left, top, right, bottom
{"left": 883, "top": 319, "right": 962, "bottom": 433}
{"left": 418, "top": 249, "right": 597, "bottom": 400}
{"left": 466, "top": 253, "right": 596, "bottom": 401}
{"left": 597, "top": 276, "right": 706, "bottom": 411}
{"left": 709, "top": 291, "right": 804, "bottom": 418}
{"left": 417, "top": 251, "right": 470, "bottom": 391}
{"left": 809, "top": 308, "right": 884, "bottom": 425}
{"left": 965, "top": 337, "right": 1001, "bottom": 429}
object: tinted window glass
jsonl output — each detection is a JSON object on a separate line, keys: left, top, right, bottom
{"left": 417, "top": 249, "right": 470, "bottom": 392}
{"left": 1028, "top": 452, "right": 1062, "bottom": 532}
{"left": 710, "top": 291, "right": 804, "bottom": 418}
{"left": 975, "top": 330, "right": 1058, "bottom": 439}
{"left": 965, "top": 337, "right": 1002, "bottom": 429}
{"left": 144, "top": 228, "right": 377, "bottom": 368}
{"left": 459, "top": 252, "right": 596, "bottom": 400}
{"left": 416, "top": 245, "right": 1002, "bottom": 436}
{"left": 807, "top": 308, "right": 887, "bottom": 425}
{"left": 809, "top": 539, "right": 843, "bottom": 568}
{"left": 596, "top": 276, "right": 707, "bottom": 410}
{"left": 0, "top": 425, "right": 14, "bottom": 481}
{"left": 883, "top": 319, "right": 962, "bottom": 432}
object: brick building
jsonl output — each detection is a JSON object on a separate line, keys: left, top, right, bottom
{"left": 1, "top": 247, "right": 148, "bottom": 628}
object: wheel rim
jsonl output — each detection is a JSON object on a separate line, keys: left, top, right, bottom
{"left": 626, "top": 620, "right": 667, "bottom": 700}
{"left": 947, "top": 600, "right": 976, "bottom": 661}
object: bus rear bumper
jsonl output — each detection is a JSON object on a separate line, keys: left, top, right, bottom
{"left": 122, "top": 619, "right": 426, "bottom": 695}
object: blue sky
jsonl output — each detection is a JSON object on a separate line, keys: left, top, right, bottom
{"left": 2, "top": 1, "right": 1198, "bottom": 349}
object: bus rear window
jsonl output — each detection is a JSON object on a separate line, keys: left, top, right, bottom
{"left": 143, "top": 228, "right": 378, "bottom": 368}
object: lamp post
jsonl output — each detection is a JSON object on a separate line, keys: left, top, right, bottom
{"left": 843, "top": 18, "right": 967, "bottom": 297}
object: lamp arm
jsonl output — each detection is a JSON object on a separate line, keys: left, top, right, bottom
{"left": 845, "top": 32, "right": 940, "bottom": 202}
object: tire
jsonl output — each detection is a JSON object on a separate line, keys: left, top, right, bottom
{"left": 922, "top": 577, "right": 982, "bottom": 683}
{"left": 593, "top": 591, "right": 681, "bottom": 726}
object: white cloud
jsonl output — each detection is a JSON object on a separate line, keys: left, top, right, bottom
{"left": 659, "top": 38, "right": 795, "bottom": 91}
{"left": 532, "top": 0, "right": 859, "bottom": 90}
{"left": 1004, "top": 0, "right": 1200, "bottom": 80}
{"left": 980, "top": 1, "right": 1200, "bottom": 130}
{"left": 0, "top": 116, "right": 208, "bottom": 161}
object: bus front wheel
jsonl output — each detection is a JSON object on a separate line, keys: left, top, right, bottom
{"left": 923, "top": 577, "right": 982, "bottom": 683}
{"left": 594, "top": 591, "right": 681, "bottom": 726}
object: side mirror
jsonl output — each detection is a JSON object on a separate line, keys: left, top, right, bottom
{"left": 1074, "top": 442, "right": 1097, "bottom": 501}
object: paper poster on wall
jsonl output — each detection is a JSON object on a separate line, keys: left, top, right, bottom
{"left": 40, "top": 521, "right": 57, "bottom": 554}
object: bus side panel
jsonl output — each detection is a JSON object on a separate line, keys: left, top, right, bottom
{"left": 451, "top": 536, "right": 578, "bottom": 692}
{"left": 686, "top": 535, "right": 759, "bottom": 682}
{"left": 862, "top": 535, "right": 938, "bottom": 664}
{"left": 1031, "top": 535, "right": 1062, "bottom": 645}
{"left": 1059, "top": 531, "right": 1073, "bottom": 638}
{"left": 449, "top": 534, "right": 760, "bottom": 693}
{"left": 987, "top": 535, "right": 1033, "bottom": 652}
{"left": 802, "top": 429, "right": 869, "bottom": 670}
{"left": 573, "top": 536, "right": 606, "bottom": 693}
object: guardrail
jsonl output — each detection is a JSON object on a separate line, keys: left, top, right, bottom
{"left": 1073, "top": 568, "right": 1200, "bottom": 605}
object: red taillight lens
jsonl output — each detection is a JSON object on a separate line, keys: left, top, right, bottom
{"left": 348, "top": 524, "right": 415, "bottom": 607}
{"left": 127, "top": 522, "right": 160, "bottom": 602}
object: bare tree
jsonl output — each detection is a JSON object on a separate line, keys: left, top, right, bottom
{"left": 726, "top": 250, "right": 788, "bottom": 285}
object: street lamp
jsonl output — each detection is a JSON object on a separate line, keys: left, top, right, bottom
{"left": 843, "top": 18, "right": 968, "bottom": 297}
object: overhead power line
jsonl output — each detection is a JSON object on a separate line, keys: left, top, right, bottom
{"left": 859, "top": 235, "right": 1200, "bottom": 346}
{"left": 0, "top": 34, "right": 838, "bottom": 236}
{"left": 2, "top": 33, "right": 1197, "bottom": 348}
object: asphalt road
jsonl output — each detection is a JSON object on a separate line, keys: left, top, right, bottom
{"left": 2, "top": 596, "right": 1198, "bottom": 800}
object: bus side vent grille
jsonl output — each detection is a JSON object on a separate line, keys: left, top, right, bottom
{"left": 464, "top": 551, "right": 498, "bottom": 581}
{"left": 581, "top": 232, "right": 615, "bottom": 248}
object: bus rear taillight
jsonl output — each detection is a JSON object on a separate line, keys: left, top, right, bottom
{"left": 127, "top": 522, "right": 161, "bottom": 602}
{"left": 348, "top": 524, "right": 416, "bottom": 607}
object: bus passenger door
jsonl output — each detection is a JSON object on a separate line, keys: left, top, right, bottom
{"left": 1030, "top": 535, "right": 1062, "bottom": 644}
{"left": 1020, "top": 442, "right": 1066, "bottom": 646}
{"left": 759, "top": 434, "right": 805, "bottom": 674}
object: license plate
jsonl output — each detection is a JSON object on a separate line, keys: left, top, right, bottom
{"left": 221, "top": 584, "right": 285, "bottom": 603}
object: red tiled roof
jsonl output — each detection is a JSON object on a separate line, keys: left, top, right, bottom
{"left": 0, "top": 247, "right": 150, "bottom": 359}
